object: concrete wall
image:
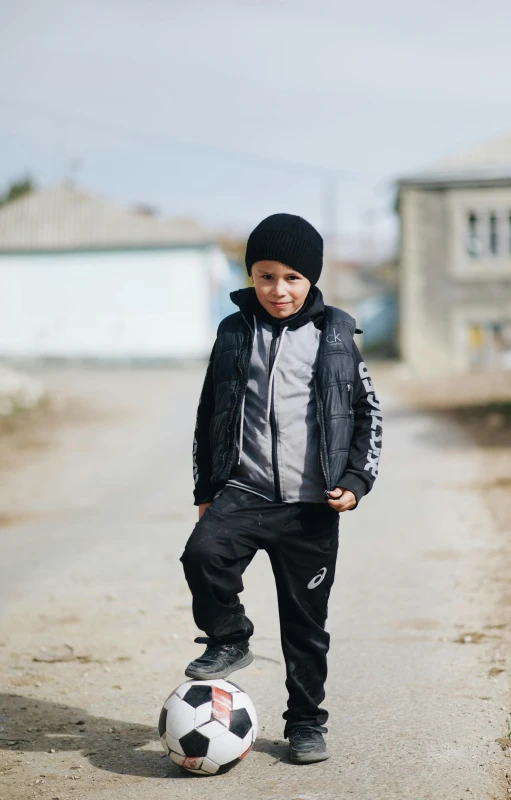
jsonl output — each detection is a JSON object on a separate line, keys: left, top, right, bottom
{"left": 399, "top": 186, "right": 452, "bottom": 373}
{"left": 0, "top": 246, "right": 226, "bottom": 359}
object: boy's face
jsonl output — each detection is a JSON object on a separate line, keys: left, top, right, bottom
{"left": 250, "top": 260, "right": 311, "bottom": 319}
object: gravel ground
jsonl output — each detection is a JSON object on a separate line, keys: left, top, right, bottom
{"left": 0, "top": 364, "right": 510, "bottom": 800}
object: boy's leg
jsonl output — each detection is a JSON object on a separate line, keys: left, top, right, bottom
{"left": 180, "top": 487, "right": 262, "bottom": 643}
{"left": 266, "top": 503, "right": 339, "bottom": 738}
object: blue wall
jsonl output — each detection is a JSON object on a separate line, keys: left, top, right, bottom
{"left": 357, "top": 291, "right": 398, "bottom": 351}
{"left": 210, "top": 260, "right": 246, "bottom": 328}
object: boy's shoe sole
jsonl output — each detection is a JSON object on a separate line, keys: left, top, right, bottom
{"left": 288, "top": 748, "right": 330, "bottom": 764}
{"left": 184, "top": 650, "right": 254, "bottom": 681}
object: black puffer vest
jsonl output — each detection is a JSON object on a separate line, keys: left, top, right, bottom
{"left": 209, "top": 304, "right": 356, "bottom": 495}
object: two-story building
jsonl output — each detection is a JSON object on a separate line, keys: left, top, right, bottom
{"left": 397, "top": 131, "right": 511, "bottom": 374}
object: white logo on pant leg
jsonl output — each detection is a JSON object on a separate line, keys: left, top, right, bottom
{"left": 307, "top": 567, "right": 327, "bottom": 590}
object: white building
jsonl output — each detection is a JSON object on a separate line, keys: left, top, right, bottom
{"left": 0, "top": 185, "right": 235, "bottom": 360}
{"left": 398, "top": 130, "right": 511, "bottom": 374}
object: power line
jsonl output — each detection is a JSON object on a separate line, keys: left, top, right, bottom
{"left": 0, "top": 95, "right": 361, "bottom": 181}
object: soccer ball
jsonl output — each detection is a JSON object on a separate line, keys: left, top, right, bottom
{"left": 158, "top": 678, "right": 258, "bottom": 776}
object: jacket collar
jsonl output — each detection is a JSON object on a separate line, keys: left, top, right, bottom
{"left": 230, "top": 285, "right": 325, "bottom": 331}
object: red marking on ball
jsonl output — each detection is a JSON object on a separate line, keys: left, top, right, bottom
{"left": 211, "top": 687, "right": 232, "bottom": 726}
{"left": 181, "top": 756, "right": 203, "bottom": 770}
{"left": 239, "top": 743, "right": 253, "bottom": 760}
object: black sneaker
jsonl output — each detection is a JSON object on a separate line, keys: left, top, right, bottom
{"left": 184, "top": 637, "right": 254, "bottom": 680}
{"left": 288, "top": 727, "right": 329, "bottom": 764}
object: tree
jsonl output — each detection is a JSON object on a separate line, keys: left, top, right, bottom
{"left": 0, "top": 177, "right": 35, "bottom": 206}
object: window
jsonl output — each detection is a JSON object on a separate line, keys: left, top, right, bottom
{"left": 489, "top": 213, "right": 498, "bottom": 255}
{"left": 467, "top": 212, "right": 481, "bottom": 257}
{"left": 465, "top": 209, "right": 511, "bottom": 259}
{"left": 468, "top": 320, "right": 511, "bottom": 369}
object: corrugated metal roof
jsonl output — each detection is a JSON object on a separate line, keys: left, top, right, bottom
{"left": 0, "top": 184, "right": 213, "bottom": 251}
{"left": 398, "top": 129, "right": 511, "bottom": 187}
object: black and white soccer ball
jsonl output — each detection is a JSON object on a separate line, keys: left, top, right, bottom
{"left": 159, "top": 678, "right": 258, "bottom": 776}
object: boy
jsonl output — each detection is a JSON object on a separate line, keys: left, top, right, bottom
{"left": 180, "top": 213, "right": 382, "bottom": 764}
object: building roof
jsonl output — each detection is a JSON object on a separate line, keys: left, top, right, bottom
{"left": 0, "top": 184, "right": 213, "bottom": 252}
{"left": 398, "top": 129, "right": 511, "bottom": 188}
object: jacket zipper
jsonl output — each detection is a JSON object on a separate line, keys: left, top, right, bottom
{"left": 268, "top": 324, "right": 282, "bottom": 503}
{"left": 220, "top": 317, "right": 253, "bottom": 477}
{"left": 314, "top": 379, "right": 332, "bottom": 492}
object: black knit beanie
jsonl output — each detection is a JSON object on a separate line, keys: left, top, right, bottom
{"left": 245, "top": 213, "right": 323, "bottom": 285}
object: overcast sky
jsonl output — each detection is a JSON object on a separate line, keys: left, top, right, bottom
{"left": 2, "top": 0, "right": 511, "bottom": 253}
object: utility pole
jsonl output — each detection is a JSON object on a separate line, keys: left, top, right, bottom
{"left": 320, "top": 176, "right": 340, "bottom": 305}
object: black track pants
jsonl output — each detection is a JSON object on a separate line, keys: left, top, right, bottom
{"left": 180, "top": 486, "right": 340, "bottom": 735}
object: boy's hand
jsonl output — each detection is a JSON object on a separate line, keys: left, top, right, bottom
{"left": 326, "top": 488, "right": 356, "bottom": 512}
{"left": 198, "top": 503, "right": 212, "bottom": 520}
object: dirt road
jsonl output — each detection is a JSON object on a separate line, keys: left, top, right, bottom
{"left": 0, "top": 366, "right": 509, "bottom": 799}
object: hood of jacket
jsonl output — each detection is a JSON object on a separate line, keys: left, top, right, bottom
{"left": 229, "top": 285, "right": 325, "bottom": 331}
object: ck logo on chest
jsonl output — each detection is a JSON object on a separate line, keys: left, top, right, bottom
{"left": 326, "top": 328, "right": 343, "bottom": 344}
